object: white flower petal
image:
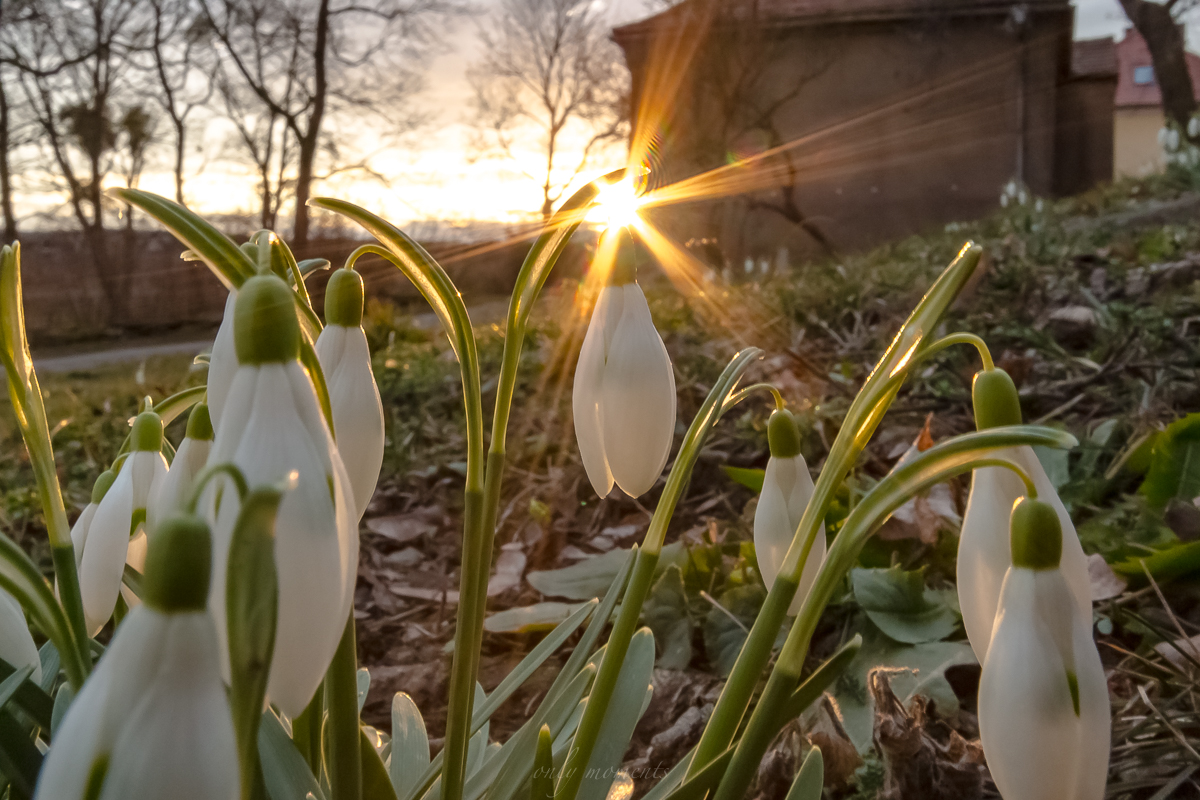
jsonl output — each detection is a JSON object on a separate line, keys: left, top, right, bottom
{"left": 573, "top": 286, "right": 622, "bottom": 497}
{"left": 600, "top": 284, "right": 676, "bottom": 497}
{"left": 34, "top": 609, "right": 168, "bottom": 800}
{"left": 148, "top": 437, "right": 211, "bottom": 535}
{"left": 128, "top": 450, "right": 169, "bottom": 511}
{"left": 207, "top": 363, "right": 351, "bottom": 718}
{"left": 957, "top": 446, "right": 1092, "bottom": 663}
{"left": 979, "top": 568, "right": 1082, "bottom": 800}
{"left": 121, "top": 531, "right": 147, "bottom": 611}
{"left": 207, "top": 291, "right": 239, "bottom": 428}
{"left": 754, "top": 455, "right": 822, "bottom": 615}
{"left": 317, "top": 325, "right": 385, "bottom": 519}
{"left": 81, "top": 470, "right": 136, "bottom": 636}
{"left": 99, "top": 614, "right": 237, "bottom": 800}
{"left": 70, "top": 504, "right": 98, "bottom": 572}
{"left": 0, "top": 590, "right": 40, "bottom": 681}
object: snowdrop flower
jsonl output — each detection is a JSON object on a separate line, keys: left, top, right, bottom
{"left": 0, "top": 589, "right": 40, "bottom": 681}
{"left": 978, "top": 498, "right": 1109, "bottom": 800}
{"left": 207, "top": 290, "right": 238, "bottom": 428}
{"left": 147, "top": 403, "right": 213, "bottom": 534}
{"left": 573, "top": 250, "right": 676, "bottom": 498}
{"left": 315, "top": 267, "right": 384, "bottom": 520}
{"left": 35, "top": 515, "right": 237, "bottom": 800}
{"left": 205, "top": 274, "right": 358, "bottom": 718}
{"left": 69, "top": 469, "right": 115, "bottom": 573}
{"left": 79, "top": 412, "right": 168, "bottom": 635}
{"left": 754, "top": 409, "right": 823, "bottom": 615}
{"left": 958, "top": 368, "right": 1090, "bottom": 664}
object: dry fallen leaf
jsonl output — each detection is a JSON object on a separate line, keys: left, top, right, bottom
{"left": 1086, "top": 553, "right": 1127, "bottom": 601}
{"left": 365, "top": 515, "right": 437, "bottom": 543}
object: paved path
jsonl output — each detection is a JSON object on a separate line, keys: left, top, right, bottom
{"left": 33, "top": 339, "right": 212, "bottom": 373}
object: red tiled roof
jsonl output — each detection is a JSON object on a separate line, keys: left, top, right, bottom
{"left": 1072, "top": 38, "right": 1117, "bottom": 78}
{"left": 613, "top": 0, "right": 1069, "bottom": 37}
{"left": 1115, "top": 29, "right": 1200, "bottom": 107}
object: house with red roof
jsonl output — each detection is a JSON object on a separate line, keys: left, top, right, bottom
{"left": 612, "top": 0, "right": 1118, "bottom": 261}
{"left": 1113, "top": 30, "right": 1200, "bottom": 177}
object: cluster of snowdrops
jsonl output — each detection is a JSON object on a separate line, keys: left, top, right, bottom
{"left": 0, "top": 176, "right": 1108, "bottom": 800}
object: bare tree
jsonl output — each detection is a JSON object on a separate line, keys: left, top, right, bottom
{"left": 1119, "top": 0, "right": 1200, "bottom": 143}
{"left": 1, "top": 0, "right": 150, "bottom": 314}
{"left": 202, "top": 0, "right": 458, "bottom": 245}
{"left": 469, "top": 0, "right": 629, "bottom": 219}
{"left": 145, "top": 0, "right": 215, "bottom": 204}
{"left": 0, "top": 62, "right": 19, "bottom": 242}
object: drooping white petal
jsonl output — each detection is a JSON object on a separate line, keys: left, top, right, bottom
{"left": 128, "top": 450, "right": 169, "bottom": 511}
{"left": 99, "top": 613, "right": 237, "bottom": 800}
{"left": 599, "top": 284, "right": 676, "bottom": 497}
{"left": 573, "top": 286, "right": 623, "bottom": 497}
{"left": 80, "top": 469, "right": 135, "bottom": 636}
{"left": 147, "top": 437, "right": 212, "bottom": 535}
{"left": 754, "top": 455, "right": 824, "bottom": 615}
{"left": 207, "top": 291, "right": 239, "bottom": 429}
{"left": 0, "top": 590, "right": 40, "bottom": 681}
{"left": 957, "top": 445, "right": 1091, "bottom": 663}
{"left": 121, "top": 531, "right": 147, "bottom": 611}
{"left": 69, "top": 503, "right": 98, "bottom": 572}
{"left": 316, "top": 324, "right": 385, "bottom": 520}
{"left": 979, "top": 568, "right": 1082, "bottom": 800}
{"left": 34, "top": 609, "right": 168, "bottom": 800}
{"left": 207, "top": 363, "right": 351, "bottom": 718}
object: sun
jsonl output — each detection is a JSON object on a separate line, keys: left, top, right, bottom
{"left": 587, "top": 179, "right": 643, "bottom": 229}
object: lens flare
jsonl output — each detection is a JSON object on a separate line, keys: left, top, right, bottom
{"left": 587, "top": 180, "right": 642, "bottom": 230}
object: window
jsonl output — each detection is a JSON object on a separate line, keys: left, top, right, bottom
{"left": 1134, "top": 65, "right": 1155, "bottom": 85}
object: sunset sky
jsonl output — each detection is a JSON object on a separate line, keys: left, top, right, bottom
{"left": 16, "top": 0, "right": 1194, "bottom": 232}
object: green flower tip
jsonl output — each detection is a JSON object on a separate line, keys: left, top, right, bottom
{"left": 325, "top": 267, "right": 364, "bottom": 327}
{"left": 606, "top": 229, "right": 636, "bottom": 286}
{"left": 767, "top": 408, "right": 802, "bottom": 459}
{"left": 143, "top": 514, "right": 212, "bottom": 613}
{"left": 185, "top": 403, "right": 213, "bottom": 441}
{"left": 91, "top": 470, "right": 116, "bottom": 504}
{"left": 972, "top": 367, "right": 1023, "bottom": 430}
{"left": 234, "top": 275, "right": 301, "bottom": 365}
{"left": 1009, "top": 497, "right": 1062, "bottom": 570}
{"left": 131, "top": 412, "right": 163, "bottom": 452}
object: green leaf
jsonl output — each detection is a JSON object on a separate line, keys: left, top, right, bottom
{"left": 110, "top": 189, "right": 254, "bottom": 288}
{"left": 358, "top": 667, "right": 371, "bottom": 714}
{"left": 704, "top": 585, "right": 765, "bottom": 677}
{"left": 1033, "top": 445, "right": 1071, "bottom": 490}
{"left": 850, "top": 567, "right": 958, "bottom": 644}
{"left": 1139, "top": 413, "right": 1200, "bottom": 509}
{"left": 51, "top": 683, "right": 73, "bottom": 737}
{"left": 227, "top": 488, "right": 282, "bottom": 800}
{"left": 484, "top": 602, "right": 587, "bottom": 634}
{"left": 577, "top": 627, "right": 656, "bottom": 800}
{"left": 784, "top": 747, "right": 823, "bottom": 800}
{"left": 642, "top": 565, "right": 692, "bottom": 669}
{"left": 298, "top": 258, "right": 331, "bottom": 277}
{"left": 259, "top": 709, "right": 327, "bottom": 800}
{"left": 0, "top": 709, "right": 40, "bottom": 795}
{"left": 531, "top": 725, "right": 553, "bottom": 800}
{"left": 833, "top": 633, "right": 976, "bottom": 752}
{"left": 527, "top": 544, "right": 685, "bottom": 601}
{"left": 391, "top": 693, "right": 429, "bottom": 800}
{"left": 778, "top": 635, "right": 863, "bottom": 725}
{"left": 0, "top": 656, "right": 54, "bottom": 731}
{"left": 154, "top": 385, "right": 206, "bottom": 428}
{"left": 1113, "top": 540, "right": 1200, "bottom": 582}
{"left": 362, "top": 727, "right": 399, "bottom": 800}
{"left": 721, "top": 466, "right": 765, "bottom": 493}
{"left": 37, "top": 641, "right": 59, "bottom": 694}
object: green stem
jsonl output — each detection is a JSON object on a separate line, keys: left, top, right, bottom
{"left": 50, "top": 545, "right": 90, "bottom": 676}
{"left": 292, "top": 685, "right": 324, "bottom": 771}
{"left": 914, "top": 332, "right": 994, "bottom": 371}
{"left": 686, "top": 244, "right": 982, "bottom": 780}
{"left": 325, "top": 615, "right": 361, "bottom": 800}
{"left": 554, "top": 550, "right": 659, "bottom": 800}
{"left": 187, "top": 463, "right": 250, "bottom": 513}
{"left": 721, "top": 382, "right": 784, "bottom": 413}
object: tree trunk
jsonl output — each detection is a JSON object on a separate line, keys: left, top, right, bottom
{"left": 1119, "top": 0, "right": 1197, "bottom": 135}
{"left": 173, "top": 119, "right": 186, "bottom": 205}
{"left": 0, "top": 71, "right": 17, "bottom": 243}
{"left": 291, "top": 0, "right": 330, "bottom": 246}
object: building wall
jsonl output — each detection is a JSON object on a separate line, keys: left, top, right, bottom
{"left": 618, "top": 7, "right": 1080, "bottom": 262}
{"left": 1055, "top": 76, "right": 1117, "bottom": 196}
{"left": 1114, "top": 106, "right": 1167, "bottom": 177}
